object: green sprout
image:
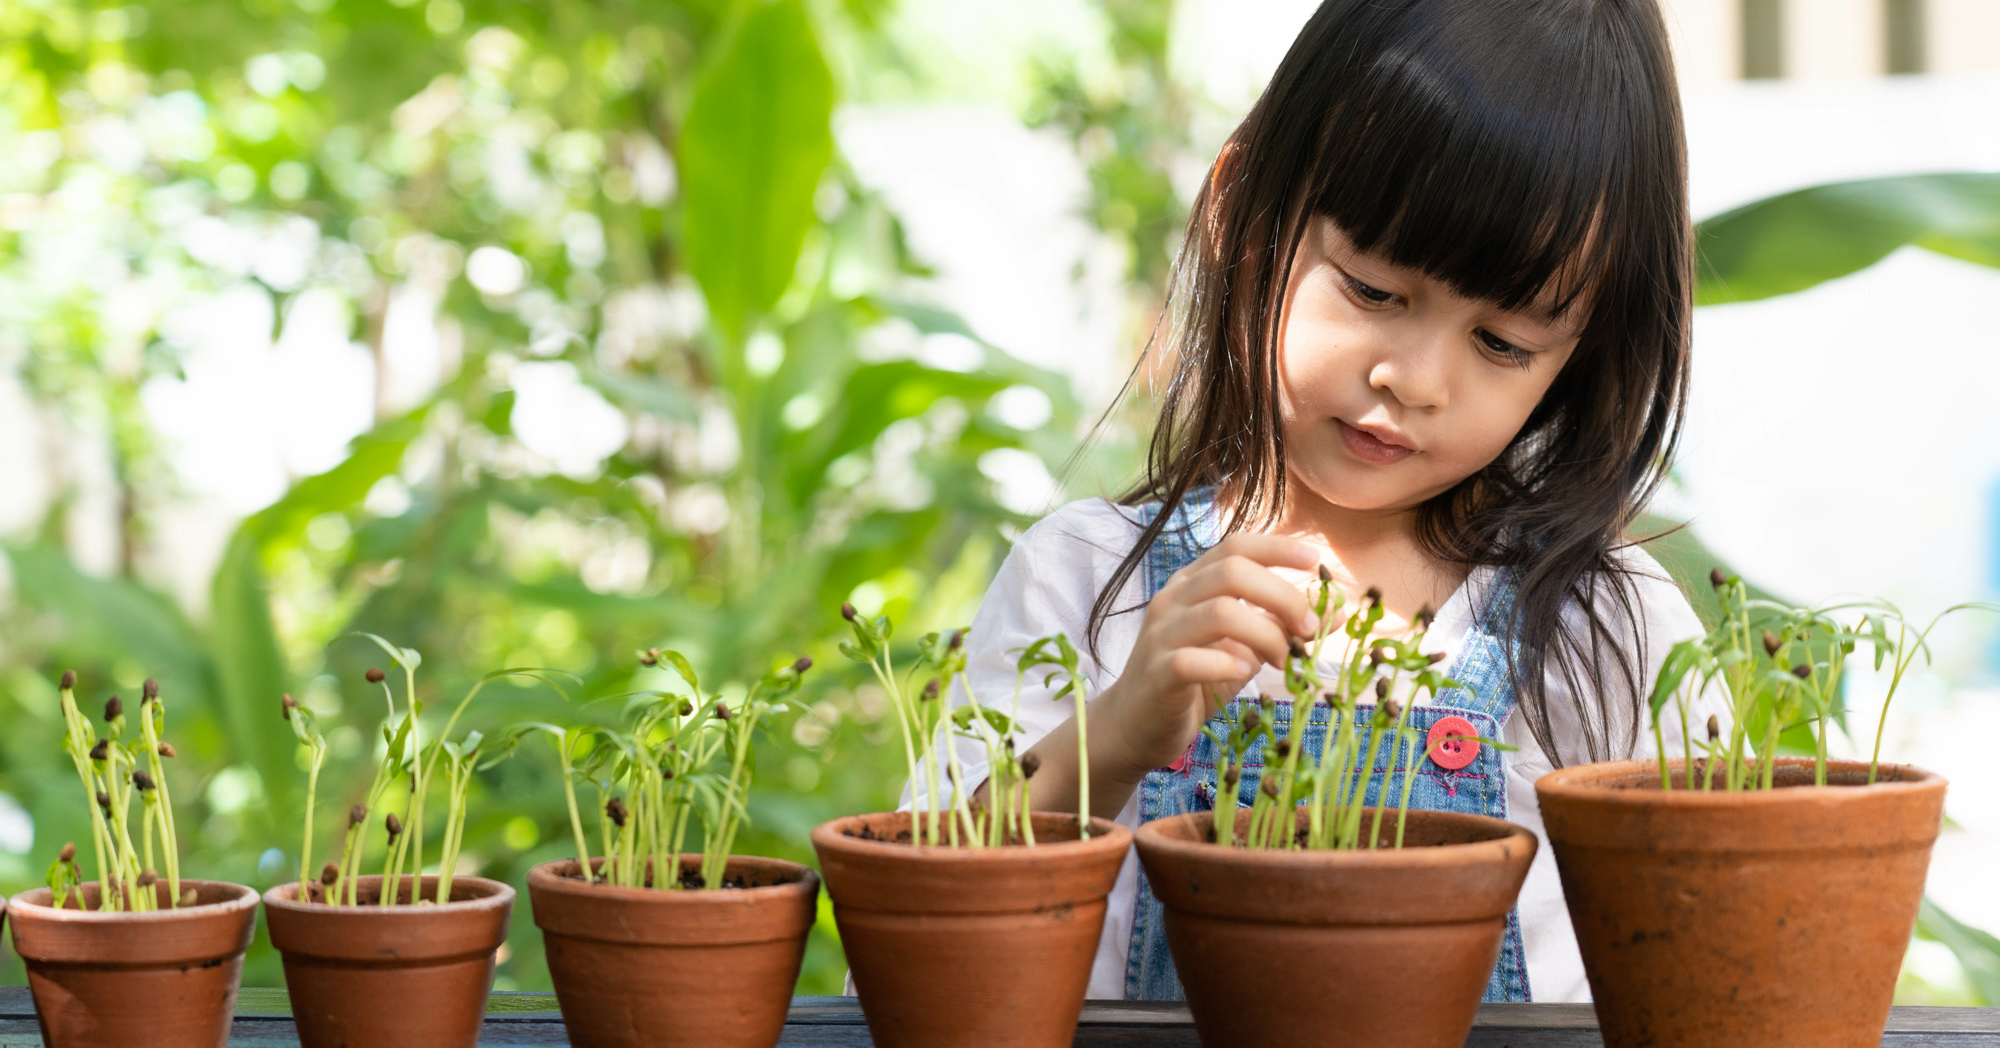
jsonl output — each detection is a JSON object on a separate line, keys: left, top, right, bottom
{"left": 837, "top": 604, "right": 1088, "bottom": 847}
{"left": 1207, "top": 569, "right": 1507, "bottom": 852}
{"left": 513, "top": 646, "right": 810, "bottom": 891}
{"left": 301, "top": 636, "right": 549, "bottom": 906}
{"left": 1646, "top": 569, "right": 1996, "bottom": 791}
{"left": 48, "top": 671, "right": 189, "bottom": 910}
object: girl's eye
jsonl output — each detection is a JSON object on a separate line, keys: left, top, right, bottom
{"left": 1477, "top": 329, "right": 1531, "bottom": 364}
{"left": 1343, "top": 277, "right": 1396, "bottom": 305}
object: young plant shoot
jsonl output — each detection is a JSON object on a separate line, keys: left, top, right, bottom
{"left": 1646, "top": 570, "right": 1995, "bottom": 791}
{"left": 48, "top": 672, "right": 191, "bottom": 911}
{"left": 838, "top": 603, "right": 1089, "bottom": 847}
{"left": 295, "top": 635, "right": 547, "bottom": 906}
{"left": 1205, "top": 568, "right": 1500, "bottom": 851}
{"left": 514, "top": 647, "right": 811, "bottom": 890}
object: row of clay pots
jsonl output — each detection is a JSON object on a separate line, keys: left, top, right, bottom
{"left": 0, "top": 757, "right": 1948, "bottom": 1048}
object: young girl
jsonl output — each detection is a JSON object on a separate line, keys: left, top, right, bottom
{"left": 948, "top": 0, "right": 1729, "bottom": 1004}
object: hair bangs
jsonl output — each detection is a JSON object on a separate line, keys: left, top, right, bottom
{"left": 1307, "top": 0, "right": 1654, "bottom": 321}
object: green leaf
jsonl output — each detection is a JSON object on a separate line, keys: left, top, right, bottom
{"left": 1917, "top": 896, "right": 2000, "bottom": 1005}
{"left": 1696, "top": 173, "right": 2000, "bottom": 305}
{"left": 210, "top": 526, "right": 296, "bottom": 817}
{"left": 679, "top": 0, "right": 835, "bottom": 340}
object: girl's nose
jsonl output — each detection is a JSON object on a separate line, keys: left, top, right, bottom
{"left": 1367, "top": 329, "right": 1450, "bottom": 411}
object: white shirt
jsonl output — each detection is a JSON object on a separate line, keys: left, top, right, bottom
{"left": 931, "top": 498, "right": 1726, "bottom": 1002}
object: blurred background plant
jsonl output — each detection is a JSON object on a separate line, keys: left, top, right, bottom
{"left": 2, "top": 0, "right": 1998, "bottom": 1003}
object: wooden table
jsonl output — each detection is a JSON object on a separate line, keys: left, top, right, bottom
{"left": 0, "top": 988, "right": 1993, "bottom": 1045}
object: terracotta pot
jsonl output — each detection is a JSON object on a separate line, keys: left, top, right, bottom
{"left": 811, "top": 812, "right": 1131, "bottom": 1048}
{"left": 1134, "top": 808, "right": 1535, "bottom": 1048}
{"left": 1537, "top": 757, "right": 1947, "bottom": 1048}
{"left": 8, "top": 880, "right": 259, "bottom": 1048}
{"left": 263, "top": 874, "right": 514, "bottom": 1048}
{"left": 527, "top": 855, "right": 818, "bottom": 1048}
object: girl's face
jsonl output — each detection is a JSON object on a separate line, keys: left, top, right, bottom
{"left": 1277, "top": 217, "right": 1581, "bottom": 515}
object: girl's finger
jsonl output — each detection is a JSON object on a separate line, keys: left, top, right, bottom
{"left": 1163, "top": 646, "right": 1257, "bottom": 687}
{"left": 1194, "top": 533, "right": 1320, "bottom": 573}
{"left": 1158, "top": 596, "right": 1294, "bottom": 669}
{"left": 1167, "top": 554, "right": 1317, "bottom": 638}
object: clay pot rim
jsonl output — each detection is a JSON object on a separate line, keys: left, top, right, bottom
{"left": 262, "top": 874, "right": 515, "bottom": 916}
{"left": 9, "top": 879, "right": 257, "bottom": 923}
{"left": 1537, "top": 757, "right": 1946, "bottom": 809}
{"left": 811, "top": 811, "right": 1133, "bottom": 864}
{"left": 525, "top": 855, "right": 820, "bottom": 904}
{"left": 1134, "top": 809, "right": 1535, "bottom": 870}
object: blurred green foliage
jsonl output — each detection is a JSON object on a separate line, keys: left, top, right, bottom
{"left": 0, "top": 0, "right": 1077, "bottom": 993}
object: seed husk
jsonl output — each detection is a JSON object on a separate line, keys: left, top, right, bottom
{"left": 712, "top": 703, "right": 731, "bottom": 721}
{"left": 1427, "top": 651, "right": 1448, "bottom": 664}
{"left": 1261, "top": 777, "right": 1280, "bottom": 798}
{"left": 1791, "top": 664, "right": 1812, "bottom": 680}
{"left": 1707, "top": 715, "right": 1721, "bottom": 742}
{"left": 1318, "top": 564, "right": 1333, "bottom": 583}
{"left": 1241, "top": 706, "right": 1261, "bottom": 731}
{"left": 840, "top": 602, "right": 857, "bottom": 621}
{"left": 103, "top": 696, "right": 122, "bottom": 722}
{"left": 59, "top": 842, "right": 75, "bottom": 863}
{"left": 89, "top": 739, "right": 109, "bottom": 761}
{"left": 158, "top": 742, "right": 176, "bottom": 757}
{"left": 280, "top": 693, "right": 297, "bottom": 720}
{"left": 180, "top": 888, "right": 197, "bottom": 907}
{"left": 1762, "top": 631, "right": 1781, "bottom": 657}
{"left": 1364, "top": 586, "right": 1383, "bottom": 606}
{"left": 59, "top": 669, "right": 77, "bottom": 690}
{"left": 364, "top": 667, "right": 386, "bottom": 684}
{"left": 793, "top": 656, "right": 813, "bottom": 673}
{"left": 1287, "top": 637, "right": 1307, "bottom": 660}
{"left": 385, "top": 813, "right": 403, "bottom": 839}
{"left": 1222, "top": 765, "right": 1240, "bottom": 786}
{"left": 142, "top": 678, "right": 159, "bottom": 702}
{"left": 132, "top": 770, "right": 155, "bottom": 791}
{"left": 321, "top": 862, "right": 340, "bottom": 885}
{"left": 606, "top": 797, "right": 628, "bottom": 828}
{"left": 1274, "top": 738, "right": 1291, "bottom": 758}
{"left": 1374, "top": 678, "right": 1389, "bottom": 700}
{"left": 349, "top": 803, "right": 368, "bottom": 827}
{"left": 1383, "top": 697, "right": 1403, "bottom": 721}
{"left": 96, "top": 790, "right": 110, "bottom": 811}
{"left": 1019, "top": 752, "right": 1041, "bottom": 779}
{"left": 921, "top": 678, "right": 940, "bottom": 701}
{"left": 137, "top": 870, "right": 157, "bottom": 888}
{"left": 1709, "top": 567, "right": 1728, "bottom": 589}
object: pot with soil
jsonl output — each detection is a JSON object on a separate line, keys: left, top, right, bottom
{"left": 812, "top": 811, "right": 1130, "bottom": 1048}
{"left": 1135, "top": 807, "right": 1534, "bottom": 1048}
{"left": 1539, "top": 756, "right": 1945, "bottom": 1048}
{"left": 263, "top": 874, "right": 514, "bottom": 1048}
{"left": 814, "top": 611, "right": 1154, "bottom": 1048}
{"left": 1541, "top": 569, "right": 1980, "bottom": 1048}
{"left": 20, "top": 672, "right": 256, "bottom": 1048}
{"left": 528, "top": 855, "right": 818, "bottom": 1048}
{"left": 518, "top": 644, "right": 818, "bottom": 1048}
{"left": 9, "top": 880, "right": 259, "bottom": 1048}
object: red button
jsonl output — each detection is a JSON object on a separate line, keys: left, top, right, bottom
{"left": 1427, "top": 716, "right": 1480, "bottom": 770}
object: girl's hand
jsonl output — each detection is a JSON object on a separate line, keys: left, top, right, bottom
{"left": 1093, "top": 534, "right": 1321, "bottom": 785}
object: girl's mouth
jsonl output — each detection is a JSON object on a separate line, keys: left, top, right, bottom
{"left": 1336, "top": 419, "right": 1417, "bottom": 465}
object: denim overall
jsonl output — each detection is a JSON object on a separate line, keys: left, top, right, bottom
{"left": 1121, "top": 492, "right": 1532, "bottom": 1002}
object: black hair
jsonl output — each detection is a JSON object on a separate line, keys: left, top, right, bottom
{"left": 1089, "top": 0, "right": 1690, "bottom": 765}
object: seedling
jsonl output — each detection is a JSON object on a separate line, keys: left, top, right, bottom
{"left": 838, "top": 603, "right": 1089, "bottom": 847}
{"left": 1648, "top": 569, "right": 1995, "bottom": 791}
{"left": 47, "top": 672, "right": 189, "bottom": 910}
{"left": 293, "top": 635, "right": 552, "bottom": 906}
{"left": 1209, "top": 568, "right": 1503, "bottom": 851}
{"left": 511, "top": 647, "right": 811, "bottom": 890}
